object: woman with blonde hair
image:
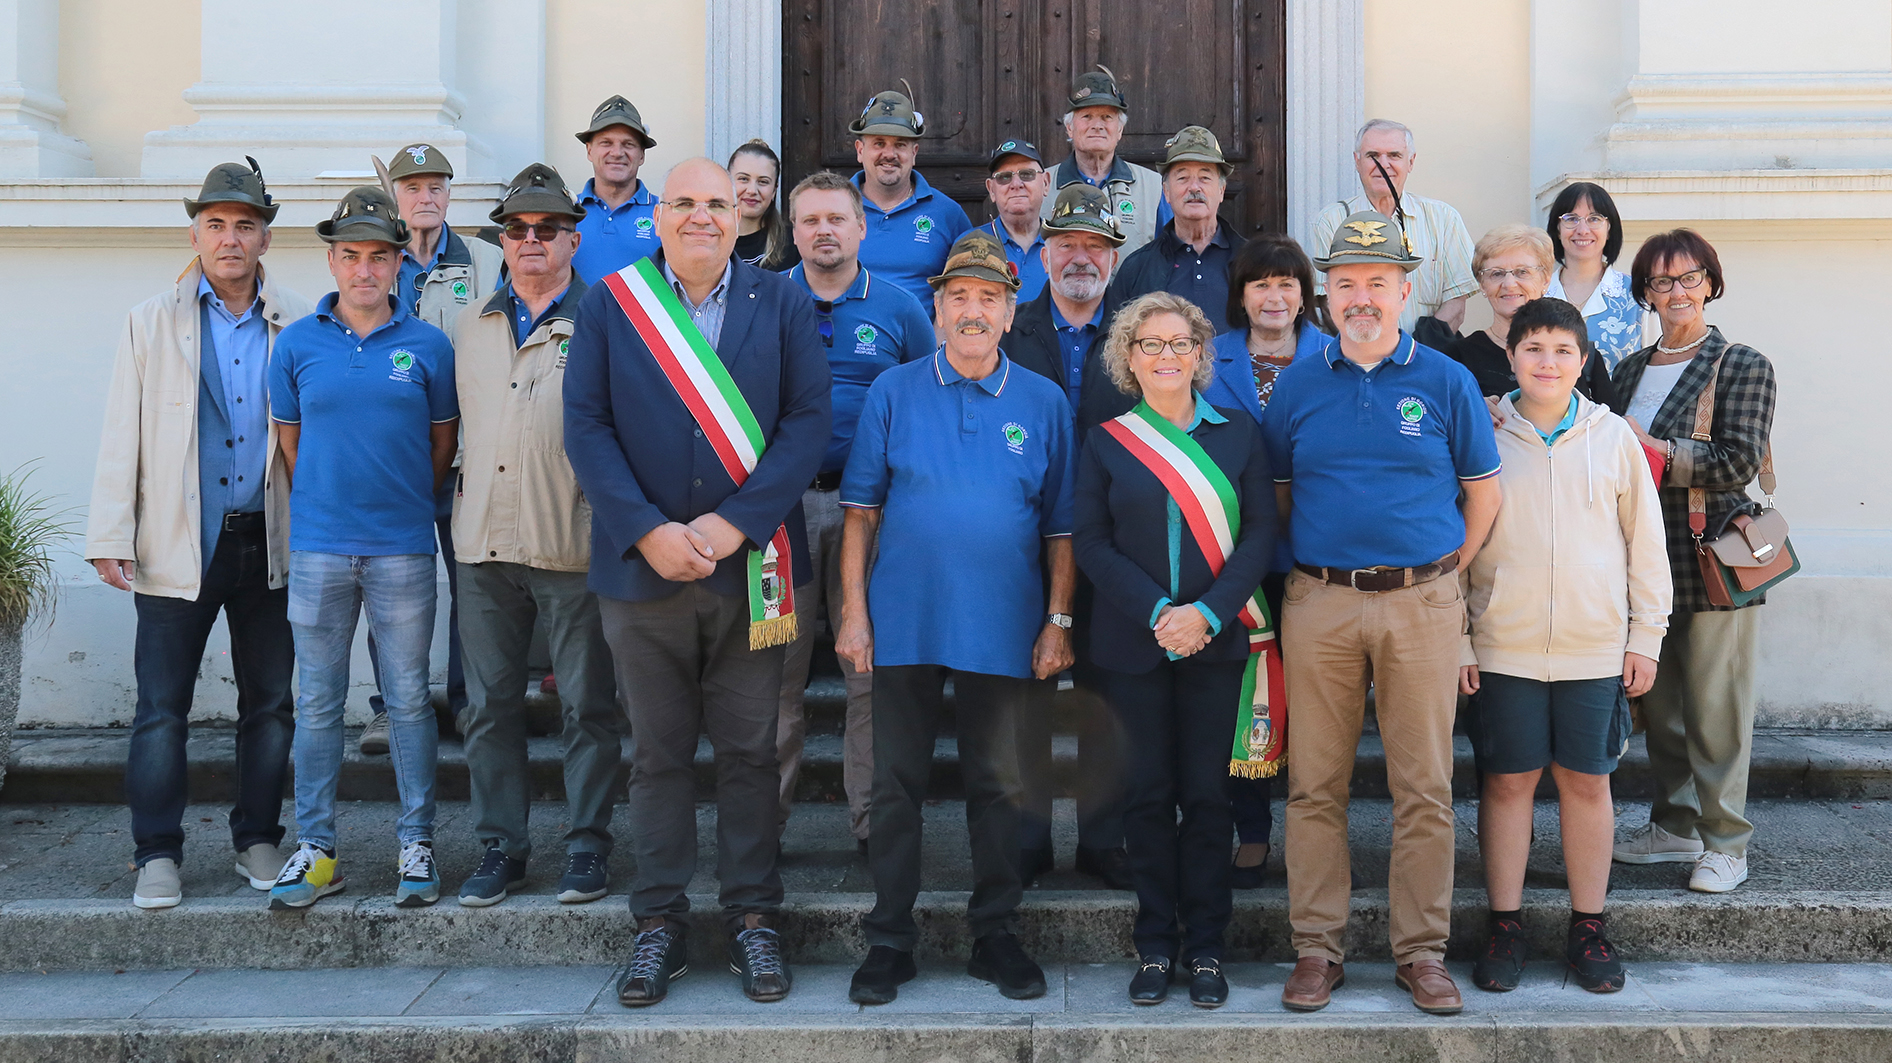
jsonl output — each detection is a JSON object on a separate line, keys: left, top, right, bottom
{"left": 1446, "top": 224, "right": 1616, "bottom": 408}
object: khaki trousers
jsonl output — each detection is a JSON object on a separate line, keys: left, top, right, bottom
{"left": 1282, "top": 568, "right": 1465, "bottom": 964}
{"left": 1642, "top": 606, "right": 1761, "bottom": 859}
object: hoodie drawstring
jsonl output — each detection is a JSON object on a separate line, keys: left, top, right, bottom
{"left": 1584, "top": 424, "right": 1594, "bottom": 508}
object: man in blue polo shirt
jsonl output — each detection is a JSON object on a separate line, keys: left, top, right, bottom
{"left": 571, "top": 96, "right": 659, "bottom": 282}
{"left": 848, "top": 86, "right": 973, "bottom": 308}
{"left": 266, "top": 186, "right": 459, "bottom": 914}
{"left": 1260, "top": 210, "right": 1502, "bottom": 1018}
{"left": 975, "top": 140, "right": 1050, "bottom": 302}
{"left": 774, "top": 170, "right": 936, "bottom": 849}
{"left": 837, "top": 230, "right": 1075, "bottom": 1007}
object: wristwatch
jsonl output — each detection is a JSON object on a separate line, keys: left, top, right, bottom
{"left": 1046, "top": 613, "right": 1074, "bottom": 630}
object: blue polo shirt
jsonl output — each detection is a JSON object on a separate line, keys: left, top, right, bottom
{"left": 268, "top": 294, "right": 458, "bottom": 556}
{"left": 572, "top": 178, "right": 658, "bottom": 283}
{"left": 1260, "top": 332, "right": 1500, "bottom": 571}
{"left": 851, "top": 171, "right": 973, "bottom": 308}
{"left": 975, "top": 218, "right": 1048, "bottom": 302}
{"left": 395, "top": 223, "right": 451, "bottom": 315}
{"left": 507, "top": 280, "right": 575, "bottom": 347}
{"left": 790, "top": 264, "right": 936, "bottom": 473}
{"left": 841, "top": 351, "right": 1075, "bottom": 679}
{"left": 1048, "top": 300, "right": 1103, "bottom": 409}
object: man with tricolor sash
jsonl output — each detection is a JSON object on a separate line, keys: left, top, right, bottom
{"left": 563, "top": 158, "right": 832, "bottom": 1008}
{"left": 1260, "top": 209, "right": 1503, "bottom": 1016}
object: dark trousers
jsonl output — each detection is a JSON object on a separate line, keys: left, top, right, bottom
{"left": 1227, "top": 572, "right": 1286, "bottom": 845}
{"left": 368, "top": 511, "right": 464, "bottom": 718}
{"left": 126, "top": 526, "right": 293, "bottom": 867}
{"left": 866, "top": 665, "right": 1028, "bottom": 950}
{"left": 1105, "top": 657, "right": 1244, "bottom": 963}
{"left": 598, "top": 584, "right": 785, "bottom": 929}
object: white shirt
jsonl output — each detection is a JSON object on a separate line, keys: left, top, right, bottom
{"left": 1313, "top": 191, "right": 1478, "bottom": 332}
{"left": 1627, "top": 359, "right": 1690, "bottom": 430}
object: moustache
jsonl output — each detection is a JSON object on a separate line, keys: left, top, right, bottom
{"left": 1059, "top": 263, "right": 1101, "bottom": 279}
{"left": 1183, "top": 191, "right": 1208, "bottom": 203}
{"left": 1344, "top": 306, "right": 1381, "bottom": 319}
{"left": 952, "top": 317, "right": 993, "bottom": 334}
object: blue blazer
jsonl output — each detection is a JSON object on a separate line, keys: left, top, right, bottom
{"left": 563, "top": 253, "right": 832, "bottom": 602}
{"left": 1073, "top": 407, "right": 1275, "bottom": 675}
{"left": 1201, "top": 322, "right": 1325, "bottom": 574}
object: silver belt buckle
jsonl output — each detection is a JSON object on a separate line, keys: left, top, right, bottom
{"left": 1348, "top": 568, "right": 1378, "bottom": 591}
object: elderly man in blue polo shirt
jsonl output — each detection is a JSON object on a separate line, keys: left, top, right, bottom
{"left": 1261, "top": 211, "right": 1502, "bottom": 1017}
{"left": 837, "top": 230, "right": 1077, "bottom": 1006}
{"left": 975, "top": 140, "right": 1050, "bottom": 302}
{"left": 266, "top": 187, "right": 459, "bottom": 912}
{"left": 774, "top": 170, "right": 936, "bottom": 849}
{"left": 570, "top": 96, "right": 660, "bottom": 282}
{"left": 564, "top": 157, "right": 830, "bottom": 1009}
{"left": 848, "top": 86, "right": 973, "bottom": 308}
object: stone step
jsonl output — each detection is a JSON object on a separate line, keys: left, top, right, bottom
{"left": 2, "top": 962, "right": 1891, "bottom": 1063}
{"left": 8, "top": 724, "right": 1892, "bottom": 805}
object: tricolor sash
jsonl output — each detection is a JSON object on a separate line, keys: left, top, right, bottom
{"left": 603, "top": 258, "right": 797, "bottom": 649}
{"left": 1101, "top": 402, "right": 1287, "bottom": 779}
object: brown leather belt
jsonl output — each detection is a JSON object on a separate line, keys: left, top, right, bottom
{"left": 1295, "top": 551, "right": 1460, "bottom": 593}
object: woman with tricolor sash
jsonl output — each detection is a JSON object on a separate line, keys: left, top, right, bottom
{"left": 1072, "top": 292, "right": 1279, "bottom": 1008}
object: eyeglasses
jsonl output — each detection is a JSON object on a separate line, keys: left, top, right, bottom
{"left": 1478, "top": 266, "right": 1543, "bottom": 284}
{"left": 1645, "top": 268, "right": 1708, "bottom": 293}
{"left": 661, "top": 198, "right": 736, "bottom": 217}
{"left": 813, "top": 300, "right": 835, "bottom": 348}
{"left": 1558, "top": 213, "right": 1609, "bottom": 229}
{"left": 500, "top": 221, "right": 574, "bottom": 242}
{"left": 1133, "top": 336, "right": 1200, "bottom": 356}
{"left": 990, "top": 168, "right": 1042, "bottom": 186}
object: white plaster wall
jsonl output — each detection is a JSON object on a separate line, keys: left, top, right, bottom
{"left": 56, "top": 0, "right": 199, "bottom": 178}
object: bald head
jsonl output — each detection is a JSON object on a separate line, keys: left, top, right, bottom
{"left": 656, "top": 157, "right": 738, "bottom": 276}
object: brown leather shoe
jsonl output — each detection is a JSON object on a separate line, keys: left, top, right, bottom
{"left": 1395, "top": 958, "right": 1464, "bottom": 1014}
{"left": 1280, "top": 956, "right": 1345, "bottom": 1011}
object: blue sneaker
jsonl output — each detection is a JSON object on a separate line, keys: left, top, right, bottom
{"left": 557, "top": 851, "right": 609, "bottom": 904}
{"left": 269, "top": 844, "right": 344, "bottom": 910}
{"left": 458, "top": 846, "right": 528, "bottom": 907}
{"left": 394, "top": 841, "right": 440, "bottom": 908}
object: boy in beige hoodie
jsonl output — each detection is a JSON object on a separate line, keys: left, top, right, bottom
{"left": 1458, "top": 298, "right": 1671, "bottom": 994}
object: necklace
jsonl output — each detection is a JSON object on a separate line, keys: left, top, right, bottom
{"left": 1248, "top": 332, "right": 1294, "bottom": 361}
{"left": 1656, "top": 328, "right": 1709, "bottom": 356}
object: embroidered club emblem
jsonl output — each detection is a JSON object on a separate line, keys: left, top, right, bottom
{"left": 1119, "top": 199, "right": 1135, "bottom": 216}
{"left": 560, "top": 339, "right": 569, "bottom": 355}
{"left": 451, "top": 280, "right": 468, "bottom": 300}
{"left": 635, "top": 217, "right": 654, "bottom": 234}
{"left": 915, "top": 217, "right": 934, "bottom": 235}
{"left": 1398, "top": 397, "right": 1426, "bottom": 424}
{"left": 390, "top": 349, "right": 415, "bottom": 372}
{"left": 1001, "top": 141, "right": 1017, "bottom": 151}
{"left": 855, "top": 324, "right": 877, "bottom": 344}
{"left": 1003, "top": 422, "right": 1027, "bottom": 454}
{"left": 406, "top": 146, "right": 428, "bottom": 165}
{"left": 1343, "top": 220, "right": 1388, "bottom": 247}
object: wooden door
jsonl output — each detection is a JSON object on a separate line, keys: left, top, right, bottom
{"left": 783, "top": 0, "right": 1285, "bottom": 235}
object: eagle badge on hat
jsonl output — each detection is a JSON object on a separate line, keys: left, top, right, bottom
{"left": 1342, "top": 220, "right": 1388, "bottom": 247}
{"left": 406, "top": 146, "right": 428, "bottom": 165}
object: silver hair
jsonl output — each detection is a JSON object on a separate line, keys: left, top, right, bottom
{"left": 1354, "top": 118, "right": 1415, "bottom": 156}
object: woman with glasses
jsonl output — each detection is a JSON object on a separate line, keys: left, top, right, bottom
{"left": 1447, "top": 225, "right": 1617, "bottom": 409}
{"left": 1073, "top": 292, "right": 1274, "bottom": 1008}
{"left": 1609, "top": 229, "right": 1777, "bottom": 895}
{"left": 1200, "top": 234, "right": 1326, "bottom": 889}
{"left": 729, "top": 139, "right": 798, "bottom": 270}
{"left": 1545, "top": 181, "right": 1644, "bottom": 371}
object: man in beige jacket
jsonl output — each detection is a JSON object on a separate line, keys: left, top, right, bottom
{"left": 449, "top": 164, "right": 621, "bottom": 909}
{"left": 84, "top": 160, "right": 314, "bottom": 909}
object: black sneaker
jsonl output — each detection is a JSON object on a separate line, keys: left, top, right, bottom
{"left": 1075, "top": 845, "right": 1135, "bottom": 890}
{"left": 849, "top": 945, "right": 917, "bottom": 1005}
{"left": 1188, "top": 958, "right": 1228, "bottom": 1008}
{"left": 457, "top": 846, "right": 527, "bottom": 908}
{"left": 1128, "top": 955, "right": 1172, "bottom": 1005}
{"left": 1567, "top": 918, "right": 1626, "bottom": 993}
{"left": 1473, "top": 917, "right": 1527, "bottom": 992}
{"left": 617, "top": 917, "right": 689, "bottom": 1007}
{"left": 556, "top": 851, "right": 608, "bottom": 904}
{"left": 728, "top": 913, "right": 792, "bottom": 1002}
{"left": 967, "top": 930, "right": 1047, "bottom": 1000}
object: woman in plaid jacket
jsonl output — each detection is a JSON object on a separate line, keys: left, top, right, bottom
{"left": 1607, "top": 229, "right": 1777, "bottom": 894}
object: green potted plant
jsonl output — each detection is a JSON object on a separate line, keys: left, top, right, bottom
{"left": 0, "top": 462, "right": 74, "bottom": 795}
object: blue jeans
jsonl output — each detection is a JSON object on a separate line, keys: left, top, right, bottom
{"left": 368, "top": 511, "right": 464, "bottom": 718}
{"left": 287, "top": 551, "right": 438, "bottom": 851}
{"left": 127, "top": 524, "right": 293, "bottom": 867}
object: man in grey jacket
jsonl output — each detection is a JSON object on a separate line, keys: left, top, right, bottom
{"left": 1041, "top": 66, "right": 1167, "bottom": 255}
{"left": 84, "top": 160, "right": 314, "bottom": 909}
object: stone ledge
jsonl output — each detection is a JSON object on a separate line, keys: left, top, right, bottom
{"left": 1534, "top": 168, "right": 1892, "bottom": 221}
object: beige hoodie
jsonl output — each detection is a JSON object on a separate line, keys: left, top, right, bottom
{"left": 1463, "top": 392, "right": 1672, "bottom": 681}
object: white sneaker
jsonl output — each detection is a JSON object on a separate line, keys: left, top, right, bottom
{"left": 1689, "top": 851, "right": 1748, "bottom": 893}
{"left": 235, "top": 843, "right": 287, "bottom": 890}
{"left": 133, "top": 858, "right": 182, "bottom": 909}
{"left": 1612, "top": 822, "right": 1705, "bottom": 865}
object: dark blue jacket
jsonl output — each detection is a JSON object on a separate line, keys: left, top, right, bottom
{"left": 1073, "top": 407, "right": 1275, "bottom": 674}
{"left": 563, "top": 253, "right": 832, "bottom": 602}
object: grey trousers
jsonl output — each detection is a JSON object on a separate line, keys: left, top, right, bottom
{"left": 458, "top": 561, "right": 620, "bottom": 860}
{"left": 776, "top": 487, "right": 875, "bottom": 837}
{"left": 599, "top": 584, "right": 786, "bottom": 927}
{"left": 1643, "top": 606, "right": 1763, "bottom": 859}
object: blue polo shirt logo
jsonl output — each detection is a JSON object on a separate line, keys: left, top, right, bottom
{"left": 1397, "top": 396, "right": 1426, "bottom": 436}
{"left": 854, "top": 324, "right": 878, "bottom": 345}
{"left": 389, "top": 349, "right": 416, "bottom": 380}
{"left": 635, "top": 217, "right": 654, "bottom": 236}
{"left": 1003, "top": 421, "right": 1028, "bottom": 454}
{"left": 914, "top": 216, "right": 934, "bottom": 241}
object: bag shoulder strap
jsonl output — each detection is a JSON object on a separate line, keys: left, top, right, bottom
{"left": 1688, "top": 351, "right": 1779, "bottom": 539}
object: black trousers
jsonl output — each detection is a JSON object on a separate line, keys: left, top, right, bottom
{"left": 127, "top": 525, "right": 294, "bottom": 866}
{"left": 1104, "top": 656, "right": 1245, "bottom": 962}
{"left": 865, "top": 665, "right": 1028, "bottom": 951}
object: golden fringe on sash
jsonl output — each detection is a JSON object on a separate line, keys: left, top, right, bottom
{"left": 749, "top": 613, "right": 799, "bottom": 651}
{"left": 1229, "top": 757, "right": 1284, "bottom": 780}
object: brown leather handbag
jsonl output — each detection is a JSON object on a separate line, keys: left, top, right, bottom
{"left": 1686, "top": 360, "right": 1799, "bottom": 608}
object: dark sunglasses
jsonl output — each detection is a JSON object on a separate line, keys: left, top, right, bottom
{"left": 814, "top": 300, "right": 835, "bottom": 348}
{"left": 501, "top": 221, "right": 574, "bottom": 243}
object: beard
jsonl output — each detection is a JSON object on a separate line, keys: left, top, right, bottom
{"left": 1341, "top": 308, "right": 1383, "bottom": 344}
{"left": 1052, "top": 265, "right": 1105, "bottom": 302}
